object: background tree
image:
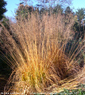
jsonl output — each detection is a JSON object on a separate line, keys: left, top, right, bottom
{"left": 73, "top": 8, "right": 85, "bottom": 39}
{"left": 19, "top": 0, "right": 72, "bottom": 10}
{"left": 53, "top": 4, "right": 63, "bottom": 14}
{"left": 76, "top": 8, "right": 85, "bottom": 25}
{"left": 65, "top": 6, "right": 72, "bottom": 15}
{"left": 0, "top": 0, "right": 7, "bottom": 20}
{"left": 16, "top": 3, "right": 34, "bottom": 20}
{"left": 36, "top": 0, "right": 72, "bottom": 7}
{"left": 64, "top": 6, "right": 74, "bottom": 25}
{"left": 1, "top": 16, "right": 10, "bottom": 29}
{"left": 39, "top": 7, "right": 47, "bottom": 15}
{"left": 76, "top": 8, "right": 85, "bottom": 32}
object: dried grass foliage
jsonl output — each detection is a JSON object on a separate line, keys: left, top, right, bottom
{"left": 0, "top": 13, "right": 85, "bottom": 94}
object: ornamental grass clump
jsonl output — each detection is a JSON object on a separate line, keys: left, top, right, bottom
{"left": 0, "top": 13, "right": 85, "bottom": 94}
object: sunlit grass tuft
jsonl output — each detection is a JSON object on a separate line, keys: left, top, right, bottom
{"left": 0, "top": 12, "right": 85, "bottom": 94}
